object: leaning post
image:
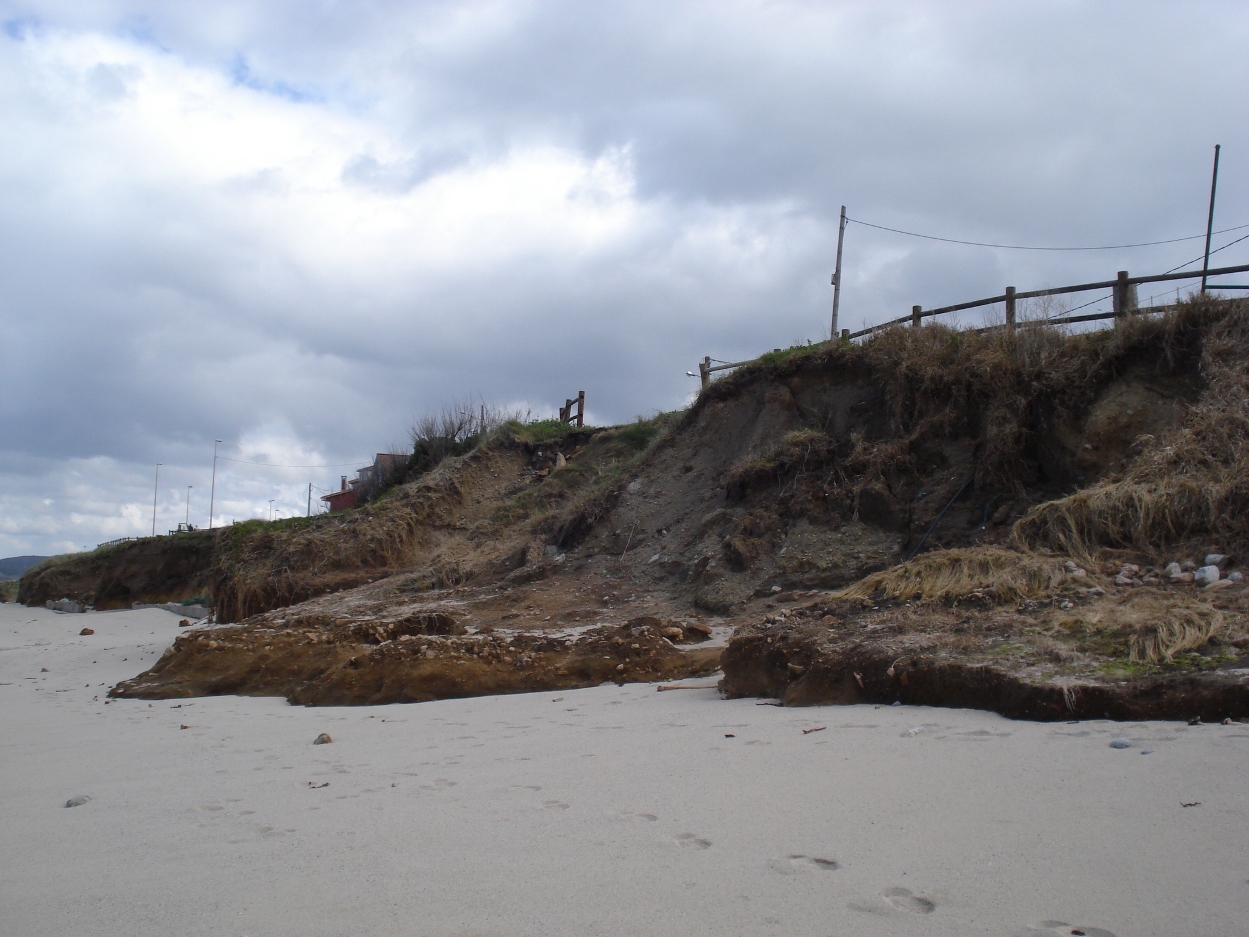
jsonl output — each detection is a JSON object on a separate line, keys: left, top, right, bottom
{"left": 698, "top": 356, "right": 710, "bottom": 390}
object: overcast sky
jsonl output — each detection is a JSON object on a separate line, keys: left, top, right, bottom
{"left": 2, "top": 1, "right": 1247, "bottom": 557}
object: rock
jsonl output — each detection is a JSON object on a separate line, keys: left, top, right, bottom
{"left": 901, "top": 726, "right": 922, "bottom": 737}
{"left": 1165, "top": 562, "right": 1183, "bottom": 578}
{"left": 79, "top": 627, "right": 94, "bottom": 636}
{"left": 1230, "top": 571, "right": 1244, "bottom": 583}
{"left": 1204, "top": 553, "right": 1228, "bottom": 567}
{"left": 1087, "top": 586, "right": 1106, "bottom": 597}
{"left": 179, "top": 619, "right": 190, "bottom": 627}
{"left": 1069, "top": 568, "right": 1087, "bottom": 578}
{"left": 1113, "top": 574, "right": 1137, "bottom": 587}
{"left": 46, "top": 598, "right": 83, "bottom": 613}
{"left": 313, "top": 733, "right": 332, "bottom": 745}
{"left": 1175, "top": 572, "right": 1195, "bottom": 584}
{"left": 1120, "top": 564, "right": 1141, "bottom": 576}
{"left": 1205, "top": 580, "right": 1236, "bottom": 591}
{"left": 1109, "top": 737, "right": 1132, "bottom": 749}
{"left": 65, "top": 795, "right": 91, "bottom": 807}
{"left": 1194, "top": 565, "right": 1220, "bottom": 585}
{"left": 554, "top": 452, "right": 567, "bottom": 468}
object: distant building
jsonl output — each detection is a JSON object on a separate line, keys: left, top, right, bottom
{"left": 320, "top": 453, "right": 408, "bottom": 513}
{"left": 321, "top": 475, "right": 358, "bottom": 512}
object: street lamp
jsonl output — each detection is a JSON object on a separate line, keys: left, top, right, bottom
{"left": 209, "top": 440, "right": 222, "bottom": 529}
{"left": 268, "top": 499, "right": 275, "bottom": 522}
{"left": 185, "top": 486, "right": 193, "bottom": 527}
{"left": 151, "top": 463, "right": 161, "bottom": 537}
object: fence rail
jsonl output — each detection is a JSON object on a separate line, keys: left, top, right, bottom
{"left": 845, "top": 262, "right": 1249, "bottom": 340}
{"left": 695, "top": 261, "right": 1249, "bottom": 387}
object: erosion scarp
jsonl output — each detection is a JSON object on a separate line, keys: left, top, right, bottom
{"left": 54, "top": 296, "right": 1249, "bottom": 715}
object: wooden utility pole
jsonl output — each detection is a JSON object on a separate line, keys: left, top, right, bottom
{"left": 1201, "top": 144, "right": 1221, "bottom": 294}
{"left": 830, "top": 205, "right": 847, "bottom": 339}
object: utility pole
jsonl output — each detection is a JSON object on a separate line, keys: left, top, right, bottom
{"left": 307, "top": 483, "right": 312, "bottom": 517}
{"left": 151, "top": 464, "right": 161, "bottom": 537}
{"left": 830, "top": 205, "right": 847, "bottom": 339}
{"left": 208, "top": 439, "right": 222, "bottom": 529}
{"left": 1201, "top": 144, "right": 1221, "bottom": 294}
{"left": 268, "top": 499, "right": 275, "bottom": 522}
{"left": 185, "top": 486, "right": 192, "bottom": 526}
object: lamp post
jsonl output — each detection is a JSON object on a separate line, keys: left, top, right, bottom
{"left": 268, "top": 499, "right": 275, "bottom": 522}
{"left": 208, "top": 439, "right": 222, "bottom": 529}
{"left": 151, "top": 463, "right": 161, "bottom": 537}
{"left": 185, "top": 486, "right": 192, "bottom": 527}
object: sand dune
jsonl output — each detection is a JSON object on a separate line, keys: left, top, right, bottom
{"left": 3, "top": 603, "right": 1248, "bottom": 936}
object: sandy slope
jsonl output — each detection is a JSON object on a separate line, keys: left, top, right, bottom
{"left": 3, "top": 604, "right": 1248, "bottom": 937}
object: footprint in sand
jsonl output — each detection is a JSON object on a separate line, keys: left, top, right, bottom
{"left": 850, "top": 886, "right": 935, "bottom": 915}
{"left": 674, "top": 833, "right": 712, "bottom": 849}
{"left": 768, "top": 854, "right": 840, "bottom": 875}
{"left": 543, "top": 800, "right": 570, "bottom": 810}
{"left": 1016, "top": 921, "right": 1117, "bottom": 937}
{"left": 420, "top": 778, "right": 457, "bottom": 790}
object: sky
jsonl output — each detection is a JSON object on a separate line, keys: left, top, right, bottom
{"left": 1, "top": 0, "right": 1247, "bottom": 557}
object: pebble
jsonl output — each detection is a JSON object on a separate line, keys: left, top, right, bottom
{"left": 1230, "top": 571, "right": 1244, "bottom": 583}
{"left": 65, "top": 795, "right": 91, "bottom": 808}
{"left": 79, "top": 627, "right": 94, "bottom": 636}
{"left": 1205, "top": 553, "right": 1228, "bottom": 567}
{"left": 312, "top": 733, "right": 332, "bottom": 745}
{"left": 1109, "top": 737, "right": 1132, "bottom": 749}
{"left": 1205, "top": 580, "right": 1236, "bottom": 591}
{"left": 1165, "top": 561, "right": 1183, "bottom": 578}
{"left": 1141, "top": 749, "right": 1155, "bottom": 755}
{"left": 901, "top": 726, "right": 922, "bottom": 737}
{"left": 1194, "top": 565, "right": 1220, "bottom": 585}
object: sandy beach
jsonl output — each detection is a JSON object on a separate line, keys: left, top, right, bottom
{"left": 3, "top": 603, "right": 1248, "bottom": 937}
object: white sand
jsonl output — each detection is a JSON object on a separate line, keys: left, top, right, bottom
{"left": 3, "top": 603, "right": 1248, "bottom": 937}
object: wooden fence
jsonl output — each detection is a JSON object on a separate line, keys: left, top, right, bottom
{"left": 558, "top": 391, "right": 585, "bottom": 427}
{"left": 696, "top": 261, "right": 1249, "bottom": 387}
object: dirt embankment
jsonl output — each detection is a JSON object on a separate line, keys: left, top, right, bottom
{"left": 112, "top": 612, "right": 720, "bottom": 705}
{"left": 87, "top": 297, "right": 1249, "bottom": 715}
{"left": 18, "top": 532, "right": 216, "bottom": 610}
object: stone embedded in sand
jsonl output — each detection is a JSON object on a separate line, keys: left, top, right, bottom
{"left": 313, "top": 733, "right": 332, "bottom": 745}
{"left": 65, "top": 795, "right": 91, "bottom": 807}
{"left": 179, "top": 619, "right": 190, "bottom": 627}
{"left": 79, "top": 627, "right": 94, "bottom": 636}
{"left": 1109, "top": 737, "right": 1132, "bottom": 749}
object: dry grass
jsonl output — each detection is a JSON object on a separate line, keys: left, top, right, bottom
{"left": 833, "top": 546, "right": 1069, "bottom": 605}
{"left": 1048, "top": 590, "right": 1226, "bottom": 664}
{"left": 1014, "top": 297, "right": 1249, "bottom": 558}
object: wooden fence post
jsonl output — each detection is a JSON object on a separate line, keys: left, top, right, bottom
{"left": 840, "top": 328, "right": 849, "bottom": 342}
{"left": 1005, "top": 286, "right": 1016, "bottom": 330}
{"left": 699, "top": 356, "right": 710, "bottom": 389}
{"left": 575, "top": 391, "right": 584, "bottom": 427}
{"left": 1113, "top": 270, "right": 1138, "bottom": 318}
{"left": 912, "top": 305, "right": 922, "bottom": 327}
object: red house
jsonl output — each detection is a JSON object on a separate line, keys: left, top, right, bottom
{"left": 321, "top": 475, "right": 358, "bottom": 512}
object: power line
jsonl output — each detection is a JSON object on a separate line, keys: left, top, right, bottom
{"left": 217, "top": 456, "right": 369, "bottom": 468}
{"left": 846, "top": 217, "right": 1249, "bottom": 252}
{"left": 1164, "top": 230, "right": 1249, "bottom": 274}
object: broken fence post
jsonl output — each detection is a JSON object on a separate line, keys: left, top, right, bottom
{"left": 912, "top": 304, "right": 922, "bottom": 327}
{"left": 1005, "top": 286, "right": 1016, "bottom": 330}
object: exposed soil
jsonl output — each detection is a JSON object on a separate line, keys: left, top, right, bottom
{"left": 51, "top": 298, "right": 1249, "bottom": 715}
{"left": 112, "top": 611, "right": 722, "bottom": 706}
{"left": 720, "top": 582, "right": 1249, "bottom": 721}
{"left": 18, "top": 531, "right": 215, "bottom": 610}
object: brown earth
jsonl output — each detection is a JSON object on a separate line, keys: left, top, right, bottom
{"left": 70, "top": 297, "right": 1249, "bottom": 714}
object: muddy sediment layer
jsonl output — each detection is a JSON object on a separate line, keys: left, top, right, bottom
{"left": 112, "top": 615, "right": 721, "bottom": 706}
{"left": 720, "top": 606, "right": 1249, "bottom": 722}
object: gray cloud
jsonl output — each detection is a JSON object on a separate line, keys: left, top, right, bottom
{"left": 1, "top": 0, "right": 1247, "bottom": 554}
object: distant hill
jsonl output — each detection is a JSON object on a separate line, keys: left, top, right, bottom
{"left": 0, "top": 555, "right": 50, "bottom": 581}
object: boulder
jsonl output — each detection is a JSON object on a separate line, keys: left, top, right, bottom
{"left": 1194, "top": 565, "right": 1221, "bottom": 585}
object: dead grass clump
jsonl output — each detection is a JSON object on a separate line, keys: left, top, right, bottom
{"left": 833, "top": 547, "right": 1068, "bottom": 605}
{"left": 1015, "top": 297, "right": 1249, "bottom": 557}
{"left": 1049, "top": 591, "right": 1225, "bottom": 664}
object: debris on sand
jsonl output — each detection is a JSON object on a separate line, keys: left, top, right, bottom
{"left": 313, "top": 733, "right": 332, "bottom": 745}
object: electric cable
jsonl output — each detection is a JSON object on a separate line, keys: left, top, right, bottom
{"left": 846, "top": 217, "right": 1249, "bottom": 252}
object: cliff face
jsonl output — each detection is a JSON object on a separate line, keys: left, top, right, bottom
{"left": 37, "top": 297, "right": 1249, "bottom": 717}
{"left": 18, "top": 531, "right": 216, "bottom": 610}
